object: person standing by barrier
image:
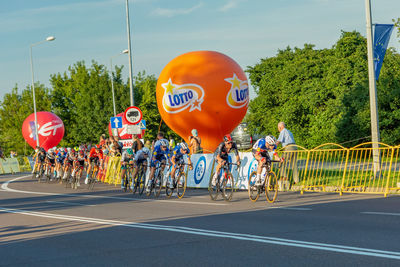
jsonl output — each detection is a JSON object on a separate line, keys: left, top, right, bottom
{"left": 0, "top": 146, "right": 5, "bottom": 160}
{"left": 132, "top": 134, "right": 143, "bottom": 154}
{"left": 189, "top": 129, "right": 202, "bottom": 154}
{"left": 276, "top": 122, "right": 299, "bottom": 184}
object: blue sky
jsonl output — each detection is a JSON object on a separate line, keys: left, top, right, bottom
{"left": 0, "top": 0, "right": 399, "bottom": 101}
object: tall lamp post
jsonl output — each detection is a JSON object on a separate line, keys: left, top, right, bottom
{"left": 125, "top": 0, "right": 134, "bottom": 106}
{"left": 110, "top": 49, "right": 129, "bottom": 117}
{"left": 29, "top": 36, "right": 56, "bottom": 147}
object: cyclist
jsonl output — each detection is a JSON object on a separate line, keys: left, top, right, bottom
{"left": 120, "top": 148, "right": 135, "bottom": 189}
{"left": 132, "top": 147, "right": 150, "bottom": 183}
{"left": 252, "top": 135, "right": 284, "bottom": 185}
{"left": 55, "top": 147, "right": 67, "bottom": 179}
{"left": 168, "top": 142, "right": 193, "bottom": 188}
{"left": 85, "top": 145, "right": 103, "bottom": 184}
{"left": 62, "top": 148, "right": 76, "bottom": 181}
{"left": 148, "top": 139, "right": 170, "bottom": 188}
{"left": 45, "top": 148, "right": 57, "bottom": 180}
{"left": 211, "top": 134, "right": 241, "bottom": 186}
{"left": 72, "top": 149, "right": 87, "bottom": 187}
{"left": 35, "top": 147, "right": 47, "bottom": 178}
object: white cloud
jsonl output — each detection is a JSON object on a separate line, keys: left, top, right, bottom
{"left": 218, "top": 0, "right": 239, "bottom": 12}
{"left": 152, "top": 2, "right": 203, "bottom": 18}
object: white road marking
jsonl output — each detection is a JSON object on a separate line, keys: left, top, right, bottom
{"left": 0, "top": 206, "right": 400, "bottom": 260}
{"left": 273, "top": 207, "right": 312, "bottom": 211}
{"left": 361, "top": 212, "right": 400, "bottom": 217}
{"left": 46, "top": 201, "right": 96, "bottom": 207}
{"left": 1, "top": 175, "right": 227, "bottom": 206}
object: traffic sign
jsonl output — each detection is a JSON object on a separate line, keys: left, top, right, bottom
{"left": 126, "top": 124, "right": 141, "bottom": 134}
{"left": 123, "top": 106, "right": 142, "bottom": 125}
{"left": 110, "top": 117, "right": 123, "bottom": 129}
{"left": 139, "top": 119, "right": 146, "bottom": 130}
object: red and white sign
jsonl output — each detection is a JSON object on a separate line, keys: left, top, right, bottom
{"left": 123, "top": 106, "right": 142, "bottom": 125}
{"left": 108, "top": 112, "right": 145, "bottom": 139}
{"left": 22, "top": 111, "right": 65, "bottom": 151}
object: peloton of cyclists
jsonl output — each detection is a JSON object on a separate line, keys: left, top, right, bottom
{"left": 211, "top": 134, "right": 241, "bottom": 186}
{"left": 252, "top": 135, "right": 284, "bottom": 185}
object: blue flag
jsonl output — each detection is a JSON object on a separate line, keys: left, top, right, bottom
{"left": 373, "top": 24, "right": 394, "bottom": 80}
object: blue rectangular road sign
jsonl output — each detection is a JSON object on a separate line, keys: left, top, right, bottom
{"left": 111, "top": 117, "right": 123, "bottom": 129}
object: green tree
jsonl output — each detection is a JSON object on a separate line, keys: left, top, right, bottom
{"left": 246, "top": 31, "right": 400, "bottom": 148}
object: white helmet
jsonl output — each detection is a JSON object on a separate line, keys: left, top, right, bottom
{"left": 265, "top": 135, "right": 276, "bottom": 145}
{"left": 67, "top": 147, "right": 71, "bottom": 153}
{"left": 180, "top": 142, "right": 188, "bottom": 150}
{"left": 142, "top": 147, "right": 150, "bottom": 155}
{"left": 160, "top": 139, "right": 168, "bottom": 147}
{"left": 48, "top": 148, "right": 54, "bottom": 153}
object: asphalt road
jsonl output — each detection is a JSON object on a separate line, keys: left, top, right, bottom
{"left": 0, "top": 173, "right": 400, "bottom": 266}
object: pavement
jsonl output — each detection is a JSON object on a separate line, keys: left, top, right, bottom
{"left": 0, "top": 173, "right": 400, "bottom": 266}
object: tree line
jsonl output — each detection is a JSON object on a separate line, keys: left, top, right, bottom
{"left": 246, "top": 31, "right": 400, "bottom": 148}
{"left": 0, "top": 61, "right": 178, "bottom": 155}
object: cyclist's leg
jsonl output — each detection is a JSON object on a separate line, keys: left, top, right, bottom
{"left": 120, "top": 163, "right": 127, "bottom": 189}
{"left": 212, "top": 159, "right": 223, "bottom": 186}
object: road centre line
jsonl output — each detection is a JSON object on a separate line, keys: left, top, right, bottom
{"left": 0, "top": 207, "right": 400, "bottom": 260}
{"left": 46, "top": 200, "right": 96, "bottom": 207}
{"left": 361, "top": 212, "right": 400, "bottom": 217}
{"left": 1, "top": 175, "right": 227, "bottom": 206}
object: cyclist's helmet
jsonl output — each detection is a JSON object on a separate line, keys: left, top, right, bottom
{"left": 224, "top": 134, "right": 232, "bottom": 142}
{"left": 79, "top": 150, "right": 84, "bottom": 156}
{"left": 126, "top": 148, "right": 134, "bottom": 155}
{"left": 265, "top": 135, "right": 277, "bottom": 145}
{"left": 180, "top": 142, "right": 189, "bottom": 150}
{"left": 160, "top": 139, "right": 168, "bottom": 147}
{"left": 70, "top": 148, "right": 76, "bottom": 154}
{"left": 142, "top": 147, "right": 150, "bottom": 155}
{"left": 95, "top": 144, "right": 101, "bottom": 150}
{"left": 48, "top": 148, "right": 54, "bottom": 153}
{"left": 67, "top": 147, "right": 71, "bottom": 153}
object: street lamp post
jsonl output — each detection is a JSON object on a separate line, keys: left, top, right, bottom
{"left": 29, "top": 36, "right": 55, "bottom": 147}
{"left": 125, "top": 0, "right": 134, "bottom": 106}
{"left": 110, "top": 49, "right": 129, "bottom": 117}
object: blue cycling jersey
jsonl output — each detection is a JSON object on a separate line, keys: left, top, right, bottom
{"left": 172, "top": 145, "right": 190, "bottom": 161}
{"left": 252, "top": 138, "right": 277, "bottom": 152}
{"left": 56, "top": 151, "right": 67, "bottom": 162}
{"left": 152, "top": 144, "right": 170, "bottom": 161}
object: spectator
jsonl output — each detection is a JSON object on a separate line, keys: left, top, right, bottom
{"left": 132, "top": 134, "right": 143, "bottom": 153}
{"left": 188, "top": 129, "right": 202, "bottom": 154}
{"left": 144, "top": 140, "right": 152, "bottom": 150}
{"left": 99, "top": 134, "right": 107, "bottom": 147}
{"left": 276, "top": 122, "right": 299, "bottom": 184}
{"left": 0, "top": 146, "right": 5, "bottom": 160}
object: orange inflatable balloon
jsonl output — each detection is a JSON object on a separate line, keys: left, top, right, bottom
{"left": 156, "top": 51, "right": 249, "bottom": 152}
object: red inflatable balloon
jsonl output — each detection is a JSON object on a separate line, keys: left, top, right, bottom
{"left": 22, "top": 112, "right": 65, "bottom": 151}
{"left": 107, "top": 113, "right": 144, "bottom": 139}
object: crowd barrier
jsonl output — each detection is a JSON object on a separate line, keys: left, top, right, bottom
{"left": 99, "top": 142, "right": 400, "bottom": 197}
{"left": 0, "top": 158, "right": 21, "bottom": 174}
{"left": 5, "top": 142, "right": 400, "bottom": 197}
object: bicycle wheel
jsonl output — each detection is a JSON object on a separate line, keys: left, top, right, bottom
{"left": 165, "top": 176, "right": 174, "bottom": 199}
{"left": 265, "top": 171, "right": 278, "bottom": 203}
{"left": 154, "top": 171, "right": 163, "bottom": 198}
{"left": 208, "top": 172, "right": 219, "bottom": 201}
{"left": 122, "top": 173, "right": 128, "bottom": 192}
{"left": 248, "top": 171, "right": 260, "bottom": 202}
{"left": 176, "top": 171, "right": 187, "bottom": 199}
{"left": 222, "top": 171, "right": 234, "bottom": 201}
{"left": 138, "top": 167, "right": 146, "bottom": 195}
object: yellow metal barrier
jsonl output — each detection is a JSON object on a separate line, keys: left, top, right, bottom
{"left": 104, "top": 156, "right": 121, "bottom": 185}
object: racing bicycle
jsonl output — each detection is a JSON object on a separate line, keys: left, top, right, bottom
{"left": 248, "top": 159, "right": 281, "bottom": 203}
{"left": 146, "top": 161, "right": 165, "bottom": 197}
{"left": 132, "top": 161, "right": 147, "bottom": 195}
{"left": 208, "top": 161, "right": 239, "bottom": 201}
{"left": 165, "top": 161, "right": 190, "bottom": 199}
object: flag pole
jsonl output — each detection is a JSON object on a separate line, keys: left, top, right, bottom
{"left": 365, "top": 0, "right": 381, "bottom": 176}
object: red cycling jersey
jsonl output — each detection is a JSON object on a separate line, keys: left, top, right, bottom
{"left": 89, "top": 147, "right": 104, "bottom": 160}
